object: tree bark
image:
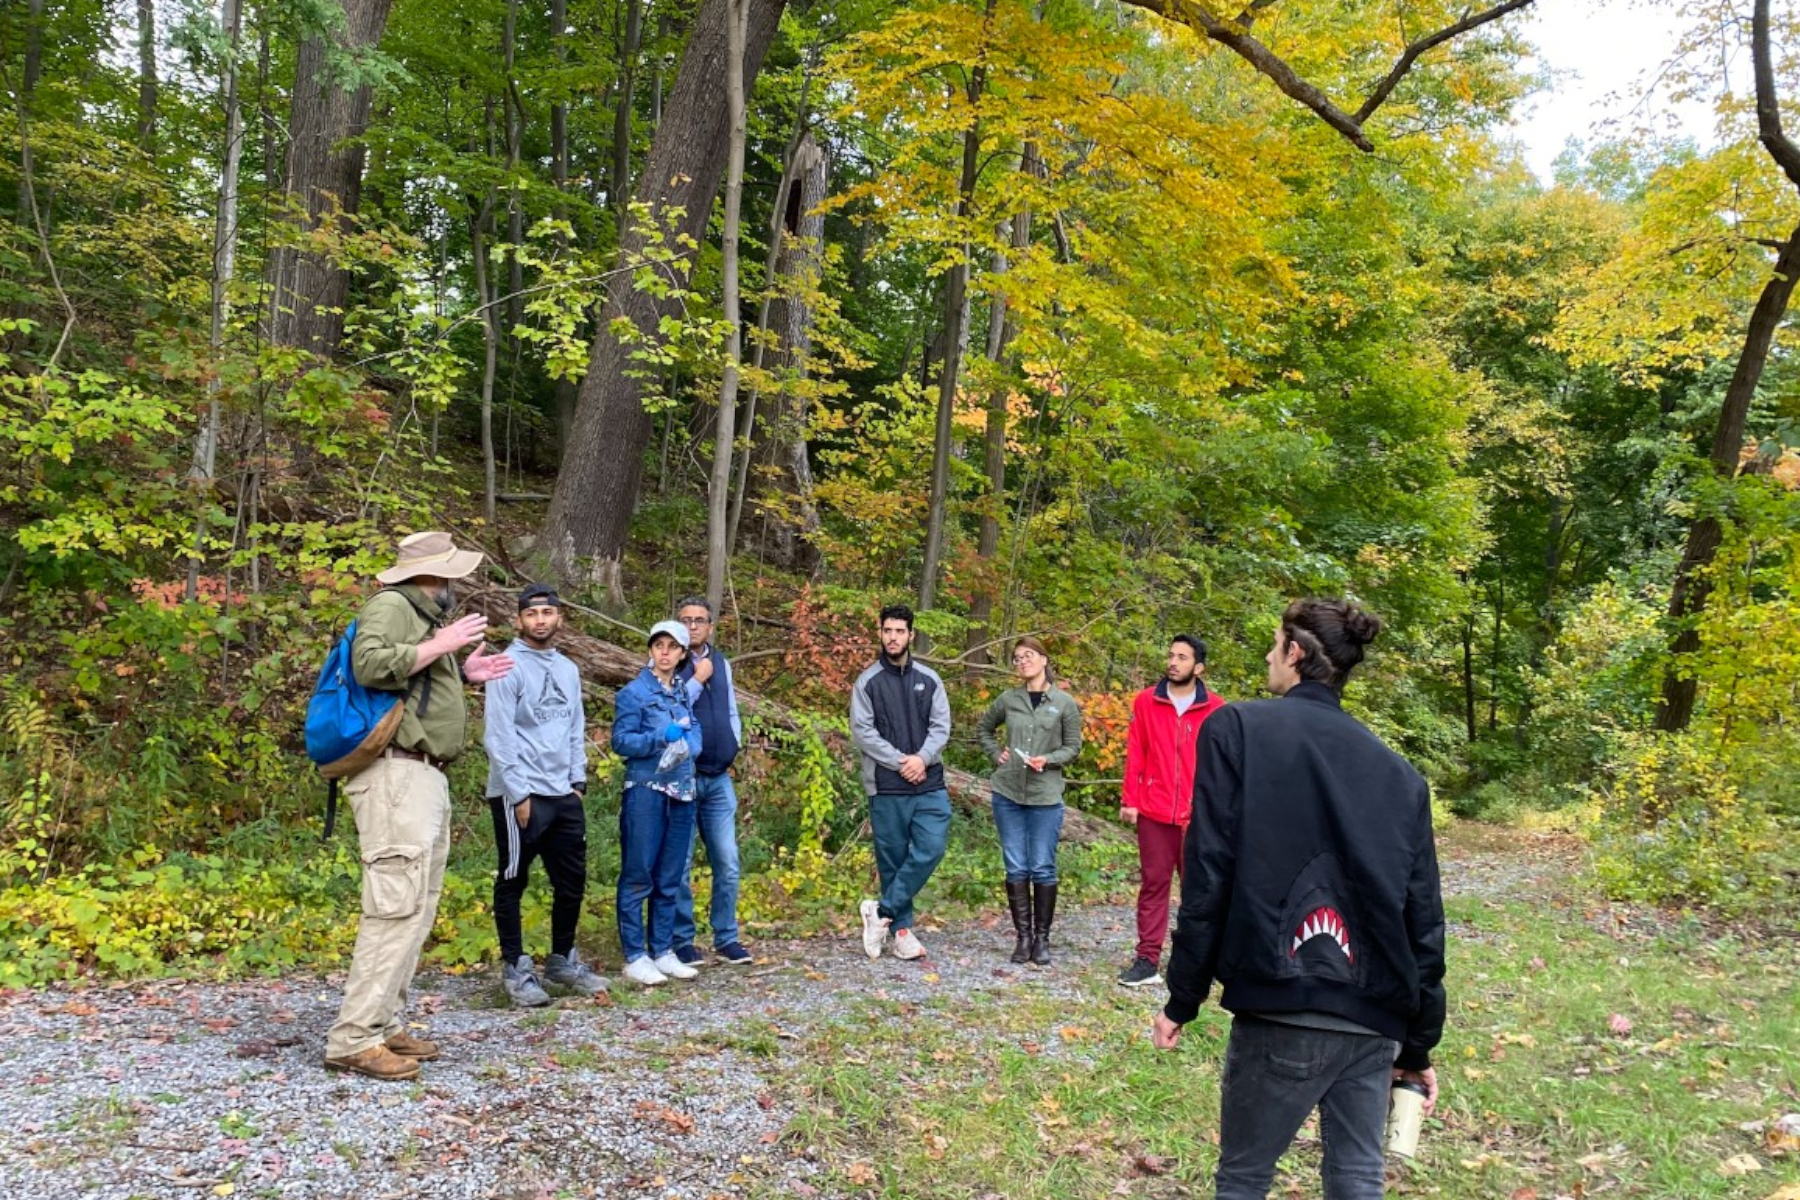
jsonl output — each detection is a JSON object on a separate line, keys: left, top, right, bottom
{"left": 540, "top": 0, "right": 788, "bottom": 586}
{"left": 1656, "top": 0, "right": 1800, "bottom": 733}
{"left": 611, "top": 0, "right": 646, "bottom": 234}
{"left": 705, "top": 0, "right": 751, "bottom": 615}
{"left": 965, "top": 145, "right": 1037, "bottom": 666}
{"left": 919, "top": 8, "right": 995, "bottom": 612}
{"left": 548, "top": 0, "right": 581, "bottom": 451}
{"left": 264, "top": 0, "right": 395, "bottom": 357}
{"left": 731, "top": 128, "right": 827, "bottom": 568}
{"left": 186, "top": 0, "right": 244, "bottom": 599}
{"left": 136, "top": 0, "right": 158, "bottom": 155}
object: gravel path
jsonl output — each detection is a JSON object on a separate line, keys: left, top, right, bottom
{"left": 0, "top": 831, "right": 1572, "bottom": 1200}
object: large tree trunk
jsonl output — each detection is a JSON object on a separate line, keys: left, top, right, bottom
{"left": 704, "top": 0, "right": 750, "bottom": 614}
{"left": 1656, "top": 218, "right": 1800, "bottom": 731}
{"left": 540, "top": 0, "right": 787, "bottom": 588}
{"left": 732, "top": 129, "right": 827, "bottom": 570}
{"left": 264, "top": 0, "right": 395, "bottom": 357}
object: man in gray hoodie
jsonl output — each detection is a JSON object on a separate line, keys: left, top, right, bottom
{"left": 484, "top": 585, "right": 608, "bottom": 1005}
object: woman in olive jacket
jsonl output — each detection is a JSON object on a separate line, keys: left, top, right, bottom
{"left": 976, "top": 637, "right": 1083, "bottom": 965}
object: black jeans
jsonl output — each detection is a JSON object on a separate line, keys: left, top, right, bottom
{"left": 1214, "top": 1016, "right": 1399, "bottom": 1200}
{"left": 489, "top": 792, "right": 587, "bottom": 964}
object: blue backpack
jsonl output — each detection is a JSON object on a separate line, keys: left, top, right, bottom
{"left": 304, "top": 603, "right": 434, "bottom": 836}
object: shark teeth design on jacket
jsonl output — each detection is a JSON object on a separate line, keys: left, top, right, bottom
{"left": 1290, "top": 905, "right": 1354, "bottom": 963}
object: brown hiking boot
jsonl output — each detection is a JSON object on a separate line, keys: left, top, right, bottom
{"left": 384, "top": 1031, "right": 440, "bottom": 1061}
{"left": 324, "top": 1044, "right": 421, "bottom": 1081}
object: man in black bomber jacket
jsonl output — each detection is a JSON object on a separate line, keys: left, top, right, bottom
{"left": 1150, "top": 598, "right": 1446, "bottom": 1200}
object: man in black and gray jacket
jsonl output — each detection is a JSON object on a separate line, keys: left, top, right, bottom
{"left": 850, "top": 604, "right": 952, "bottom": 962}
{"left": 1151, "top": 598, "right": 1446, "bottom": 1200}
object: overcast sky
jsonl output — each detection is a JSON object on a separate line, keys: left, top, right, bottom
{"left": 1503, "top": 0, "right": 1729, "bottom": 178}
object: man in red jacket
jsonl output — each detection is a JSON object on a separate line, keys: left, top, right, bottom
{"left": 1117, "top": 633, "right": 1225, "bottom": 987}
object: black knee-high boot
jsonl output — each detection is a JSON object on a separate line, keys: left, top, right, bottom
{"left": 1030, "top": 882, "right": 1057, "bottom": 966}
{"left": 1005, "top": 881, "right": 1033, "bottom": 963}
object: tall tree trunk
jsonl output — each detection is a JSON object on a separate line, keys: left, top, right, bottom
{"left": 264, "top": 0, "right": 395, "bottom": 357}
{"left": 964, "top": 144, "right": 1037, "bottom": 664}
{"left": 540, "top": 0, "right": 788, "bottom": 589}
{"left": 186, "top": 0, "right": 244, "bottom": 599}
{"left": 549, "top": 0, "right": 580, "bottom": 451}
{"left": 472, "top": 201, "right": 500, "bottom": 526}
{"left": 136, "top": 0, "right": 158, "bottom": 155}
{"left": 1462, "top": 606, "right": 1477, "bottom": 742}
{"left": 704, "top": 0, "right": 750, "bottom": 615}
{"left": 23, "top": 0, "right": 43, "bottom": 102}
{"left": 729, "top": 111, "right": 825, "bottom": 564}
{"left": 918, "top": 6, "right": 995, "bottom": 612}
{"left": 1656, "top": 0, "right": 1800, "bottom": 732}
{"left": 611, "top": 0, "right": 646, "bottom": 234}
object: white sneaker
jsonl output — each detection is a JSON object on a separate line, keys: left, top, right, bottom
{"left": 622, "top": 956, "right": 669, "bottom": 987}
{"left": 859, "top": 899, "right": 890, "bottom": 959}
{"left": 893, "top": 928, "right": 925, "bottom": 960}
{"left": 652, "top": 951, "right": 698, "bottom": 980}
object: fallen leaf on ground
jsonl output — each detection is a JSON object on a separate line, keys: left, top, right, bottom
{"left": 1720, "top": 1153, "right": 1763, "bottom": 1176}
{"left": 1608, "top": 1013, "right": 1633, "bottom": 1036}
{"left": 846, "top": 1160, "right": 876, "bottom": 1185}
{"left": 1132, "top": 1154, "right": 1173, "bottom": 1176}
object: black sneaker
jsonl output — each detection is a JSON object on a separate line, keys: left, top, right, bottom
{"left": 716, "top": 942, "right": 755, "bottom": 965}
{"left": 1117, "top": 957, "right": 1163, "bottom": 988}
{"left": 673, "top": 944, "right": 705, "bottom": 967}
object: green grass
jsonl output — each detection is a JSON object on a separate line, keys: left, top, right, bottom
{"left": 765, "top": 829, "right": 1800, "bottom": 1200}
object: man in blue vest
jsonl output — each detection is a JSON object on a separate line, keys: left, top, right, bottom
{"left": 670, "top": 596, "right": 754, "bottom": 965}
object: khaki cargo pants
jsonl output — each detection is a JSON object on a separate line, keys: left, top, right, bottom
{"left": 324, "top": 756, "right": 452, "bottom": 1059}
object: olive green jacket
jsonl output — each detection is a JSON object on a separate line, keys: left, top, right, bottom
{"left": 976, "top": 685, "right": 1083, "bottom": 806}
{"left": 350, "top": 584, "right": 467, "bottom": 763}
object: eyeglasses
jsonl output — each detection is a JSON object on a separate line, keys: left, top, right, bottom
{"left": 1012, "top": 652, "right": 1041, "bottom": 665}
{"left": 679, "top": 616, "right": 711, "bottom": 626}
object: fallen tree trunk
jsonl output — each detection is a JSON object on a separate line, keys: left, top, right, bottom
{"left": 465, "top": 589, "right": 1123, "bottom": 844}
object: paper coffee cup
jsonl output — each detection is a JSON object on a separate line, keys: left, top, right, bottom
{"left": 1385, "top": 1081, "right": 1427, "bottom": 1158}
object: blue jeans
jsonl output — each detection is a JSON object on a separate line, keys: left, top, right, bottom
{"left": 990, "top": 794, "right": 1062, "bottom": 884}
{"left": 869, "top": 789, "right": 952, "bottom": 930}
{"left": 616, "top": 785, "right": 698, "bottom": 963}
{"left": 1214, "top": 1016, "right": 1399, "bottom": 1200}
{"left": 674, "top": 772, "right": 742, "bottom": 950}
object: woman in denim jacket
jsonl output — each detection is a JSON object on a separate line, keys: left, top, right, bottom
{"left": 611, "top": 620, "right": 704, "bottom": 987}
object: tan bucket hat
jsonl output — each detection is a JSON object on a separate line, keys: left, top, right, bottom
{"left": 375, "top": 531, "right": 485, "bottom": 584}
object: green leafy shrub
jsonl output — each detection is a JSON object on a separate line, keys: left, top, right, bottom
{"left": 1592, "top": 733, "right": 1781, "bottom": 913}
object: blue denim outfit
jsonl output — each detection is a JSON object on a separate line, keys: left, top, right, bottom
{"left": 673, "top": 772, "right": 743, "bottom": 950}
{"left": 1214, "top": 1017, "right": 1399, "bottom": 1200}
{"left": 989, "top": 793, "right": 1064, "bottom": 884}
{"left": 611, "top": 668, "right": 702, "bottom": 963}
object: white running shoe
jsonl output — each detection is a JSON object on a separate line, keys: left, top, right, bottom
{"left": 652, "top": 951, "right": 699, "bottom": 980}
{"left": 622, "top": 956, "right": 669, "bottom": 987}
{"left": 859, "top": 899, "right": 890, "bottom": 959}
{"left": 893, "top": 928, "right": 925, "bottom": 960}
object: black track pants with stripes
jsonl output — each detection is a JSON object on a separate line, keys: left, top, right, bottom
{"left": 490, "top": 792, "right": 587, "bottom": 965}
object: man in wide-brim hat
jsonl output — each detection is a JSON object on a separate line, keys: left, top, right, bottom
{"left": 323, "top": 532, "right": 513, "bottom": 1081}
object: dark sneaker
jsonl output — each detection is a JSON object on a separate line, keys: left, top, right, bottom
{"left": 544, "top": 948, "right": 609, "bottom": 996}
{"left": 673, "top": 944, "right": 706, "bottom": 967}
{"left": 716, "top": 942, "right": 755, "bottom": 965}
{"left": 503, "top": 955, "right": 552, "bottom": 1007}
{"left": 1117, "top": 957, "right": 1163, "bottom": 988}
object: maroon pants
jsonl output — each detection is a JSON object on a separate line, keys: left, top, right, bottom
{"left": 1135, "top": 816, "right": 1185, "bottom": 964}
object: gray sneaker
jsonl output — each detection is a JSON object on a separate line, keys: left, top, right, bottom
{"left": 544, "top": 948, "right": 609, "bottom": 996}
{"left": 503, "top": 955, "right": 552, "bottom": 1007}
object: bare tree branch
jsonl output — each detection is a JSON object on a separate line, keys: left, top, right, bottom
{"left": 1114, "top": 0, "right": 1537, "bottom": 154}
{"left": 1754, "top": 0, "right": 1800, "bottom": 191}
{"left": 1354, "top": 0, "right": 1537, "bottom": 124}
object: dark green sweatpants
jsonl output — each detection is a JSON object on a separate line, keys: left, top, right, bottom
{"left": 869, "top": 788, "right": 952, "bottom": 930}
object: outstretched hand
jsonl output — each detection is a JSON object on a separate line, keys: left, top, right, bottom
{"left": 463, "top": 643, "right": 513, "bottom": 684}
